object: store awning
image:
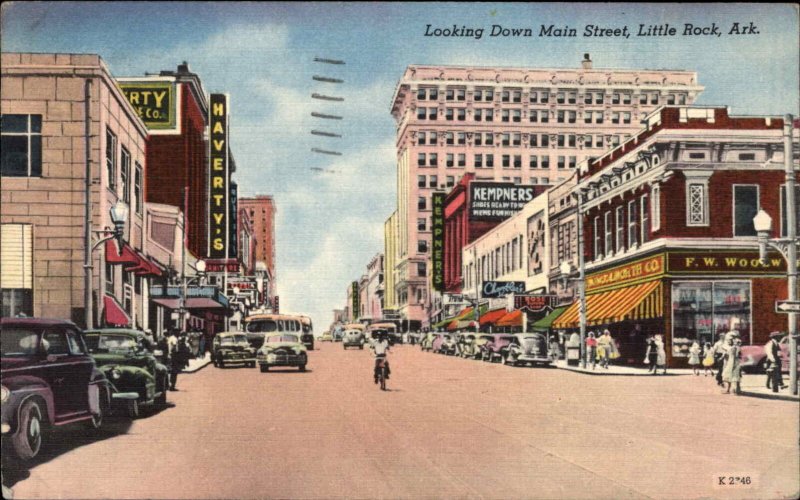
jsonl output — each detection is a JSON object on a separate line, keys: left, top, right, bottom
{"left": 105, "top": 240, "right": 139, "bottom": 265}
{"left": 103, "top": 295, "right": 131, "bottom": 327}
{"left": 552, "top": 281, "right": 663, "bottom": 329}
{"left": 479, "top": 308, "right": 508, "bottom": 326}
{"left": 496, "top": 309, "right": 522, "bottom": 327}
{"left": 531, "top": 306, "right": 569, "bottom": 330}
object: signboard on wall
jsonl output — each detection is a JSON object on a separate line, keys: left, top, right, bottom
{"left": 118, "top": 80, "right": 179, "bottom": 132}
{"left": 667, "top": 251, "right": 786, "bottom": 274}
{"left": 351, "top": 281, "right": 360, "bottom": 320}
{"left": 432, "top": 192, "right": 445, "bottom": 291}
{"left": 229, "top": 181, "right": 238, "bottom": 259}
{"left": 513, "top": 294, "right": 558, "bottom": 311}
{"left": 208, "top": 93, "right": 229, "bottom": 259}
{"left": 482, "top": 281, "right": 525, "bottom": 298}
{"left": 585, "top": 254, "right": 665, "bottom": 292}
{"left": 527, "top": 210, "right": 545, "bottom": 277}
{"left": 469, "top": 182, "right": 536, "bottom": 221}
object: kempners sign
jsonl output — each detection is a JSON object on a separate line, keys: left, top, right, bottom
{"left": 469, "top": 182, "right": 536, "bottom": 221}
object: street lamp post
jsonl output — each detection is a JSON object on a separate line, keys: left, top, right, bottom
{"left": 560, "top": 258, "right": 587, "bottom": 368}
{"left": 179, "top": 259, "right": 206, "bottom": 332}
{"left": 83, "top": 200, "right": 128, "bottom": 329}
{"left": 753, "top": 116, "right": 797, "bottom": 395}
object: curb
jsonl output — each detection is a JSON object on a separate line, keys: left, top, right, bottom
{"left": 182, "top": 358, "right": 212, "bottom": 374}
{"left": 739, "top": 390, "right": 800, "bottom": 402}
{"left": 555, "top": 362, "right": 693, "bottom": 377}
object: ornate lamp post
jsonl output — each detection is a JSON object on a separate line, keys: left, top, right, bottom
{"left": 84, "top": 200, "right": 128, "bottom": 329}
{"left": 560, "top": 259, "right": 587, "bottom": 368}
{"left": 178, "top": 259, "right": 206, "bottom": 331}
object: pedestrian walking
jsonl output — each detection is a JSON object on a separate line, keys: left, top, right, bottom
{"left": 702, "top": 342, "right": 715, "bottom": 376}
{"left": 655, "top": 334, "right": 667, "bottom": 375}
{"left": 597, "top": 329, "right": 612, "bottom": 369}
{"left": 688, "top": 341, "right": 702, "bottom": 375}
{"left": 198, "top": 332, "right": 206, "bottom": 359}
{"left": 645, "top": 335, "right": 658, "bottom": 374}
{"left": 712, "top": 333, "right": 726, "bottom": 387}
{"left": 766, "top": 331, "right": 787, "bottom": 392}
{"left": 586, "top": 331, "right": 598, "bottom": 370}
{"left": 721, "top": 333, "right": 742, "bottom": 394}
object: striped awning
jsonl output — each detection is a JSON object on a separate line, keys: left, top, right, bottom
{"left": 552, "top": 281, "right": 663, "bottom": 329}
{"left": 496, "top": 309, "right": 523, "bottom": 327}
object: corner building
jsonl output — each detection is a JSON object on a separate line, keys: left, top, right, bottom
{"left": 389, "top": 56, "right": 703, "bottom": 329}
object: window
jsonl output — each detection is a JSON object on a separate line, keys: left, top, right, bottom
{"left": 502, "top": 133, "right": 510, "bottom": 146}
{"left": 474, "top": 90, "right": 483, "bottom": 102}
{"left": 611, "top": 112, "right": 620, "bottom": 124}
{"left": 445, "top": 108, "right": 454, "bottom": 121}
{"left": 622, "top": 112, "right": 631, "bottom": 124}
{"left": 474, "top": 154, "right": 483, "bottom": 168}
{"left": 540, "top": 92, "right": 549, "bottom": 104}
{"left": 417, "top": 89, "right": 426, "bottom": 100}
{"left": 417, "top": 262, "right": 427, "bottom": 277}
{"left": 557, "top": 135, "right": 565, "bottom": 147}
{"left": 485, "top": 109, "right": 494, "bottom": 122}
{"left": 568, "top": 92, "right": 577, "bottom": 104}
{"left": 628, "top": 200, "right": 639, "bottom": 248}
{"left": 446, "top": 176, "right": 455, "bottom": 187}
{"left": 593, "top": 217, "right": 602, "bottom": 259}
{"left": 457, "top": 108, "right": 466, "bottom": 121}
{"left": 650, "top": 93, "right": 659, "bottom": 105}
{"left": 557, "top": 156, "right": 565, "bottom": 169}
{"left": 501, "top": 110, "right": 510, "bottom": 123}
{"left": 780, "top": 185, "right": 800, "bottom": 237}
{"left": 604, "top": 212, "right": 612, "bottom": 256}
{"left": 568, "top": 156, "right": 576, "bottom": 169}
{"left": 541, "top": 176, "right": 550, "bottom": 184}
{"left": 584, "top": 112, "right": 592, "bottom": 125}
{"left": 502, "top": 155, "right": 510, "bottom": 168}
{"left": 530, "top": 135, "right": 538, "bottom": 147}
{"left": 418, "top": 153, "right": 425, "bottom": 166}
{"left": 541, "top": 156, "right": 550, "bottom": 169}
{"left": 457, "top": 132, "right": 466, "bottom": 145}
{"left": 585, "top": 135, "right": 593, "bottom": 148}
{"left": 445, "top": 132, "right": 454, "bottom": 145}
{"left": 512, "top": 90, "right": 521, "bottom": 103}
{"left": 43, "top": 330, "right": 69, "bottom": 356}
{"left": 418, "top": 197, "right": 426, "bottom": 210}
{"left": 106, "top": 128, "right": 117, "bottom": 189}
{"left": 595, "top": 135, "right": 604, "bottom": 148}
{"left": 530, "top": 91, "right": 538, "bottom": 103}
{"left": 458, "top": 154, "right": 466, "bottom": 167}
{"left": 1, "top": 114, "right": 42, "bottom": 177}
{"left": 557, "top": 92, "right": 565, "bottom": 104}
{"left": 623, "top": 94, "right": 632, "bottom": 105}
{"left": 652, "top": 184, "right": 661, "bottom": 232}
{"left": 610, "top": 136, "right": 620, "bottom": 148}
{"left": 529, "top": 110, "right": 538, "bottom": 123}
{"left": 733, "top": 185, "right": 759, "bottom": 237}
{"left": 689, "top": 152, "right": 706, "bottom": 160}
{"left": 512, "top": 133, "right": 521, "bottom": 146}
{"left": 595, "top": 92, "right": 604, "bottom": 105}
{"left": 417, "top": 218, "right": 426, "bottom": 231}
{"left": 568, "top": 135, "right": 576, "bottom": 148}
{"left": 616, "top": 206, "right": 625, "bottom": 253}
{"left": 457, "top": 89, "right": 465, "bottom": 101}
{"left": 513, "top": 177, "right": 521, "bottom": 184}
{"left": 475, "top": 134, "right": 482, "bottom": 146}
{"left": 417, "top": 132, "right": 426, "bottom": 145}
{"left": 672, "top": 281, "right": 752, "bottom": 352}
{"left": 678, "top": 94, "right": 687, "bottom": 105}
{"left": 474, "top": 109, "right": 482, "bottom": 122}
{"left": 429, "top": 153, "right": 437, "bottom": 166}
{"left": 541, "top": 134, "right": 549, "bottom": 147}
{"left": 739, "top": 153, "right": 756, "bottom": 161}
{"left": 529, "top": 155, "right": 538, "bottom": 169}
{"left": 418, "top": 240, "right": 428, "bottom": 253}
{"left": 446, "top": 153, "right": 454, "bottom": 167}
{"left": 428, "top": 108, "right": 437, "bottom": 120}
{"left": 557, "top": 110, "right": 565, "bottom": 123}
{"left": 584, "top": 93, "right": 593, "bottom": 105}
{"left": 595, "top": 111, "right": 604, "bottom": 124}
{"left": 120, "top": 147, "right": 131, "bottom": 203}
{"left": 540, "top": 111, "right": 549, "bottom": 123}
{"left": 687, "top": 183, "right": 709, "bottom": 226}
{"left": 502, "top": 91, "right": 510, "bottom": 102}
{"left": 513, "top": 155, "right": 521, "bottom": 169}
{"left": 568, "top": 111, "right": 576, "bottom": 124}
{"left": 417, "top": 107, "right": 426, "bottom": 120}
{"left": 486, "top": 154, "right": 494, "bottom": 168}
{"left": 429, "top": 89, "right": 438, "bottom": 100}
{"left": 530, "top": 178, "right": 538, "bottom": 185}
{"left": 418, "top": 174, "right": 426, "bottom": 188}
{"left": 429, "top": 132, "right": 437, "bottom": 144}
{"left": 513, "top": 110, "right": 521, "bottom": 122}
{"left": 429, "top": 175, "right": 438, "bottom": 188}
{"left": 612, "top": 93, "right": 620, "bottom": 105}
{"left": 485, "top": 133, "right": 493, "bottom": 145}
{"left": 446, "top": 89, "right": 454, "bottom": 101}
{"left": 641, "top": 195, "right": 650, "bottom": 243}
{"left": 640, "top": 94, "right": 648, "bottom": 105}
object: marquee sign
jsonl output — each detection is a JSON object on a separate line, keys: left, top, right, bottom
{"left": 208, "top": 94, "right": 230, "bottom": 259}
{"left": 513, "top": 294, "right": 558, "bottom": 311}
{"left": 432, "top": 192, "right": 445, "bottom": 291}
{"left": 586, "top": 254, "right": 664, "bottom": 292}
{"left": 469, "top": 182, "right": 537, "bottom": 221}
{"left": 667, "top": 251, "right": 787, "bottom": 274}
{"left": 118, "top": 80, "right": 178, "bottom": 131}
{"left": 482, "top": 281, "right": 525, "bottom": 298}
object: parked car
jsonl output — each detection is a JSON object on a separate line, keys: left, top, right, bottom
{"left": 435, "top": 334, "right": 457, "bottom": 355}
{"left": 84, "top": 328, "right": 170, "bottom": 418}
{"left": 257, "top": 333, "right": 308, "bottom": 372}
{"left": 419, "top": 332, "right": 434, "bottom": 352}
{"left": 485, "top": 335, "right": 517, "bottom": 363}
{"left": 504, "top": 333, "right": 552, "bottom": 367}
{"left": 211, "top": 332, "right": 256, "bottom": 368}
{"left": 1, "top": 318, "right": 110, "bottom": 460}
{"left": 342, "top": 329, "right": 365, "bottom": 349}
{"left": 320, "top": 331, "right": 333, "bottom": 342}
{"left": 740, "top": 334, "right": 799, "bottom": 373}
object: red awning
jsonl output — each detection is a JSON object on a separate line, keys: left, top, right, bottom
{"left": 105, "top": 240, "right": 139, "bottom": 265}
{"left": 496, "top": 309, "right": 523, "bottom": 327}
{"left": 479, "top": 308, "right": 508, "bottom": 326}
{"left": 103, "top": 295, "right": 131, "bottom": 327}
{"left": 133, "top": 257, "right": 163, "bottom": 277}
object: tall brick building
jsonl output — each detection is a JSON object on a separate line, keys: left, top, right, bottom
{"left": 238, "top": 196, "right": 277, "bottom": 300}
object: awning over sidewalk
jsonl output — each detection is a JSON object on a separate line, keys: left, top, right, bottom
{"left": 531, "top": 306, "right": 569, "bottom": 331}
{"left": 105, "top": 240, "right": 139, "bottom": 265}
{"left": 479, "top": 308, "right": 508, "bottom": 327}
{"left": 496, "top": 309, "right": 522, "bottom": 327}
{"left": 151, "top": 297, "right": 228, "bottom": 310}
{"left": 103, "top": 295, "right": 131, "bottom": 327}
{"left": 552, "top": 281, "right": 663, "bottom": 329}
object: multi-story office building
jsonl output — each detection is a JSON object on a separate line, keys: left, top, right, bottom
{"left": 238, "top": 195, "right": 277, "bottom": 302}
{"left": 389, "top": 55, "right": 703, "bottom": 329}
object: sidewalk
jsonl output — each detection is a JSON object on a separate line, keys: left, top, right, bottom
{"left": 737, "top": 373, "right": 800, "bottom": 402}
{"left": 554, "top": 360, "right": 693, "bottom": 376}
{"left": 183, "top": 352, "right": 212, "bottom": 373}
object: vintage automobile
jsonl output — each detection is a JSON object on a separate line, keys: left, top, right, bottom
{"left": 257, "top": 333, "right": 308, "bottom": 372}
{"left": 740, "top": 334, "right": 799, "bottom": 373}
{"left": 432, "top": 333, "right": 457, "bottom": 355}
{"left": 211, "top": 332, "right": 256, "bottom": 368}
{"left": 1, "top": 318, "right": 110, "bottom": 461}
{"left": 503, "top": 333, "right": 552, "bottom": 367}
{"left": 320, "top": 331, "right": 333, "bottom": 342}
{"left": 84, "top": 328, "right": 170, "bottom": 418}
{"left": 342, "top": 329, "right": 365, "bottom": 349}
{"left": 420, "top": 332, "right": 435, "bottom": 352}
{"left": 485, "top": 335, "right": 517, "bottom": 363}
{"left": 457, "top": 333, "right": 476, "bottom": 357}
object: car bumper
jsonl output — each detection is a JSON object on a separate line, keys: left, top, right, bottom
{"left": 220, "top": 353, "right": 255, "bottom": 363}
{"left": 514, "top": 354, "right": 551, "bottom": 364}
{"left": 258, "top": 354, "right": 305, "bottom": 366}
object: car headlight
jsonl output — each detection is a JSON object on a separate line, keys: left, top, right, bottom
{"left": 1, "top": 385, "right": 9, "bottom": 403}
{"left": 111, "top": 368, "right": 122, "bottom": 380}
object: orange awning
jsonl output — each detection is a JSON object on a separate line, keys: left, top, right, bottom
{"left": 496, "top": 309, "right": 522, "bottom": 327}
{"left": 552, "top": 281, "right": 663, "bottom": 329}
{"left": 479, "top": 308, "right": 508, "bottom": 326}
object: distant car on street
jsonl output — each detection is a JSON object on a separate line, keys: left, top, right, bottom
{"left": 257, "top": 333, "right": 308, "bottom": 372}
{"left": 320, "top": 331, "right": 333, "bottom": 342}
{"left": 211, "top": 332, "right": 256, "bottom": 368}
{"left": 342, "top": 329, "right": 365, "bottom": 349}
{"left": 1, "top": 318, "right": 110, "bottom": 461}
{"left": 84, "top": 328, "right": 170, "bottom": 418}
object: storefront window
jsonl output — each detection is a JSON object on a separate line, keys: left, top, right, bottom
{"left": 672, "top": 281, "right": 750, "bottom": 357}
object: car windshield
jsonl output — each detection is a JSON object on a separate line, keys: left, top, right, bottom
{"left": 245, "top": 320, "right": 280, "bottom": 333}
{"left": 85, "top": 334, "right": 138, "bottom": 354}
{"left": 1, "top": 327, "right": 41, "bottom": 357}
{"left": 265, "top": 334, "right": 299, "bottom": 344}
{"left": 221, "top": 335, "right": 248, "bottom": 345}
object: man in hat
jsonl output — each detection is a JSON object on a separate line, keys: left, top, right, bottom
{"left": 766, "top": 332, "right": 787, "bottom": 393}
{"left": 712, "top": 332, "right": 727, "bottom": 387}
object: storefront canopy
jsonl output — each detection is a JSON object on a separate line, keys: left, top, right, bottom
{"left": 496, "top": 309, "right": 522, "bottom": 327}
{"left": 552, "top": 281, "right": 663, "bottom": 329}
{"left": 105, "top": 240, "right": 139, "bottom": 265}
{"left": 479, "top": 308, "right": 508, "bottom": 327}
{"left": 531, "top": 306, "right": 569, "bottom": 331}
{"left": 103, "top": 295, "right": 131, "bottom": 327}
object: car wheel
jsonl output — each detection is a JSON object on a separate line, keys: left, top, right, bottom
{"left": 501, "top": 354, "right": 508, "bottom": 365}
{"left": 359, "top": 345, "right": 363, "bottom": 350}
{"left": 11, "top": 399, "right": 45, "bottom": 461}
{"left": 299, "top": 364, "right": 306, "bottom": 372}
{"left": 127, "top": 399, "right": 140, "bottom": 419}
{"left": 260, "top": 365, "right": 269, "bottom": 373}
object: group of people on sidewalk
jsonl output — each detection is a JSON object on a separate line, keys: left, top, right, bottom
{"left": 154, "top": 329, "right": 195, "bottom": 391}
{"left": 583, "top": 330, "right": 621, "bottom": 370}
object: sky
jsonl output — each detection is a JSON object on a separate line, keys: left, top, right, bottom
{"left": 2, "top": 2, "right": 798, "bottom": 331}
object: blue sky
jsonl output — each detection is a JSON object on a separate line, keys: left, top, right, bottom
{"left": 2, "top": 2, "right": 798, "bottom": 329}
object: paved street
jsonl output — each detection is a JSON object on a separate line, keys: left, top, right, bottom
{"left": 5, "top": 344, "right": 799, "bottom": 500}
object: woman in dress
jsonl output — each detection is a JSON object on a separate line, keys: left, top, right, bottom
{"left": 721, "top": 334, "right": 742, "bottom": 394}
{"left": 645, "top": 336, "right": 658, "bottom": 374}
{"left": 702, "top": 342, "right": 715, "bottom": 376}
{"left": 688, "top": 341, "right": 702, "bottom": 375}
{"left": 655, "top": 335, "right": 667, "bottom": 375}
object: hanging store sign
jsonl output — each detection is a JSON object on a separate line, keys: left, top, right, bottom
{"left": 118, "top": 80, "right": 178, "bottom": 131}
{"left": 351, "top": 281, "right": 360, "bottom": 320}
{"left": 432, "top": 192, "right": 445, "bottom": 291}
{"left": 229, "top": 181, "right": 238, "bottom": 259}
{"left": 208, "top": 93, "right": 230, "bottom": 259}
{"left": 469, "top": 182, "right": 536, "bottom": 221}
{"left": 482, "top": 281, "right": 525, "bottom": 298}
{"left": 667, "top": 251, "right": 786, "bottom": 274}
{"left": 204, "top": 259, "right": 239, "bottom": 273}
{"left": 586, "top": 254, "right": 665, "bottom": 292}
{"left": 513, "top": 294, "right": 558, "bottom": 311}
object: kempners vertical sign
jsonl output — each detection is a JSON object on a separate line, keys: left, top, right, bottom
{"left": 208, "top": 94, "right": 229, "bottom": 259}
{"left": 432, "top": 192, "right": 445, "bottom": 291}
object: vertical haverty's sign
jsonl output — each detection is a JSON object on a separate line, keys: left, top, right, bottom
{"left": 208, "top": 93, "right": 229, "bottom": 259}
{"left": 432, "top": 192, "right": 445, "bottom": 291}
{"left": 229, "top": 181, "right": 238, "bottom": 259}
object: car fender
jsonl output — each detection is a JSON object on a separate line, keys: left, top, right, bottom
{"left": 2, "top": 375, "right": 55, "bottom": 432}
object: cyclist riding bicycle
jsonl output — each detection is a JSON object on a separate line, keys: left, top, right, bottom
{"left": 371, "top": 331, "right": 391, "bottom": 384}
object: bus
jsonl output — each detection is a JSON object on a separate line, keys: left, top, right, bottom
{"left": 366, "top": 322, "right": 401, "bottom": 344}
{"left": 242, "top": 313, "right": 314, "bottom": 350}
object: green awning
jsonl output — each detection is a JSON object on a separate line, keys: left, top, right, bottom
{"left": 433, "top": 304, "right": 488, "bottom": 329}
{"left": 531, "top": 306, "right": 568, "bottom": 330}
